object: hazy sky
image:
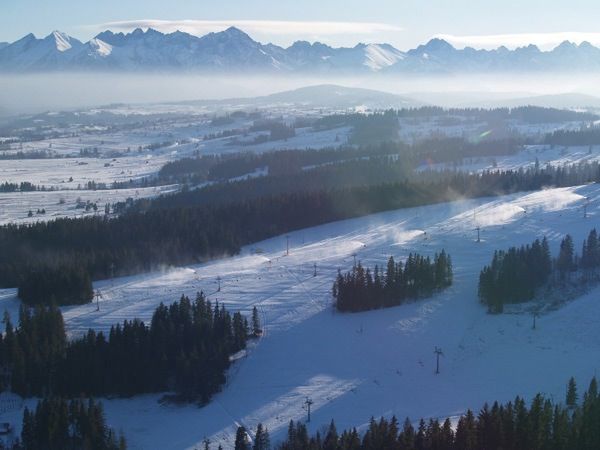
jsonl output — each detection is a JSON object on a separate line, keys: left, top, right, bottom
{"left": 3, "top": 0, "right": 600, "bottom": 50}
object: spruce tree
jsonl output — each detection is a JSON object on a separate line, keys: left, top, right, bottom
{"left": 557, "top": 235, "right": 575, "bottom": 279}
{"left": 323, "top": 420, "right": 339, "bottom": 450}
{"left": 567, "top": 377, "right": 578, "bottom": 407}
{"left": 253, "top": 423, "right": 270, "bottom": 450}
{"left": 235, "top": 426, "right": 249, "bottom": 450}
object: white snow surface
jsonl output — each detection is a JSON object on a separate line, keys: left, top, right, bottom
{"left": 363, "top": 44, "right": 405, "bottom": 71}
{"left": 52, "top": 31, "right": 74, "bottom": 52}
{"left": 88, "top": 38, "right": 113, "bottom": 57}
{"left": 1, "top": 183, "right": 599, "bottom": 449}
{"left": 0, "top": 185, "right": 177, "bottom": 225}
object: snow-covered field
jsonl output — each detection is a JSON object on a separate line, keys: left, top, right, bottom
{"left": 0, "top": 124, "right": 346, "bottom": 224}
{"left": 0, "top": 106, "right": 350, "bottom": 224}
{"left": 0, "top": 154, "right": 173, "bottom": 187}
{"left": 1, "top": 183, "right": 598, "bottom": 449}
{"left": 0, "top": 185, "right": 178, "bottom": 225}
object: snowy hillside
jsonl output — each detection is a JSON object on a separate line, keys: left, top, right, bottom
{"left": 1, "top": 183, "right": 598, "bottom": 449}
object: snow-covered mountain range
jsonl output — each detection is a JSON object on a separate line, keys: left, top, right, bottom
{"left": 2, "top": 27, "right": 600, "bottom": 73}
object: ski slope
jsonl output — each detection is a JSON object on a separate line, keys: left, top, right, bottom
{"left": 1, "top": 184, "right": 600, "bottom": 449}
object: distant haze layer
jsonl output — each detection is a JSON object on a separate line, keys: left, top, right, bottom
{"left": 3, "top": 72, "right": 600, "bottom": 116}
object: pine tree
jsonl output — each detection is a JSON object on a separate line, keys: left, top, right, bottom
{"left": 557, "top": 235, "right": 575, "bottom": 279}
{"left": 323, "top": 420, "right": 338, "bottom": 450}
{"left": 567, "top": 377, "right": 578, "bottom": 407}
{"left": 455, "top": 410, "right": 478, "bottom": 450}
{"left": 398, "top": 417, "right": 416, "bottom": 449}
{"left": 21, "top": 407, "right": 35, "bottom": 449}
{"left": 541, "top": 237, "right": 552, "bottom": 276}
{"left": 253, "top": 423, "right": 270, "bottom": 450}
{"left": 235, "top": 426, "right": 250, "bottom": 450}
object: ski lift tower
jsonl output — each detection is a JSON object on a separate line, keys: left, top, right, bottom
{"left": 94, "top": 289, "right": 103, "bottom": 312}
{"left": 584, "top": 197, "right": 590, "bottom": 219}
{"left": 304, "top": 397, "right": 314, "bottom": 422}
{"left": 434, "top": 347, "right": 444, "bottom": 374}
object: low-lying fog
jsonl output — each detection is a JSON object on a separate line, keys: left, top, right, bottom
{"left": 2, "top": 72, "right": 600, "bottom": 116}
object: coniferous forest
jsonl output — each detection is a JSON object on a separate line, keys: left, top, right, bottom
{"left": 479, "top": 229, "right": 600, "bottom": 313}
{"left": 15, "top": 397, "right": 126, "bottom": 450}
{"left": 0, "top": 294, "right": 250, "bottom": 403}
{"left": 545, "top": 126, "right": 600, "bottom": 146}
{"left": 16, "top": 264, "right": 93, "bottom": 306}
{"left": 260, "top": 377, "right": 600, "bottom": 450}
{"left": 478, "top": 237, "right": 552, "bottom": 313}
{"left": 333, "top": 252, "right": 452, "bottom": 312}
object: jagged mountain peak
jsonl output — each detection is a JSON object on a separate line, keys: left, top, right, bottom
{"left": 94, "top": 30, "right": 128, "bottom": 47}
{"left": 201, "top": 26, "right": 256, "bottom": 44}
{"left": 12, "top": 33, "right": 37, "bottom": 46}
{"left": 579, "top": 41, "right": 595, "bottom": 50}
{"left": 516, "top": 43, "right": 541, "bottom": 52}
{"left": 555, "top": 40, "right": 578, "bottom": 50}
{"left": 86, "top": 38, "right": 113, "bottom": 57}
{"left": 44, "top": 30, "right": 81, "bottom": 52}
{"left": 421, "top": 38, "right": 455, "bottom": 52}
{"left": 222, "top": 26, "right": 249, "bottom": 36}
{"left": 406, "top": 38, "right": 456, "bottom": 60}
{"left": 288, "top": 40, "right": 331, "bottom": 50}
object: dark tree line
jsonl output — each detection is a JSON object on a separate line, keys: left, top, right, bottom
{"left": 262, "top": 377, "right": 600, "bottom": 450}
{"left": 410, "top": 137, "right": 521, "bottom": 164}
{"left": 234, "top": 423, "right": 270, "bottom": 450}
{"left": 158, "top": 136, "right": 524, "bottom": 187}
{"left": 2, "top": 161, "right": 600, "bottom": 306}
{"left": 581, "top": 228, "right": 600, "bottom": 275}
{"left": 157, "top": 143, "right": 410, "bottom": 185}
{"left": 400, "top": 106, "right": 596, "bottom": 123}
{"left": 0, "top": 151, "right": 53, "bottom": 160}
{"left": 0, "top": 182, "right": 40, "bottom": 193}
{"left": 315, "top": 106, "right": 595, "bottom": 128}
{"left": 145, "top": 158, "right": 600, "bottom": 212}
{"left": 333, "top": 252, "right": 452, "bottom": 312}
{"left": 9, "top": 397, "right": 126, "bottom": 450}
{"left": 554, "top": 228, "right": 600, "bottom": 280}
{"left": 545, "top": 127, "right": 600, "bottom": 146}
{"left": 17, "top": 264, "right": 93, "bottom": 305}
{"left": 478, "top": 237, "right": 552, "bottom": 313}
{"left": 479, "top": 229, "right": 600, "bottom": 313}
{"left": 0, "top": 294, "right": 251, "bottom": 403}
{"left": 348, "top": 111, "right": 399, "bottom": 145}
